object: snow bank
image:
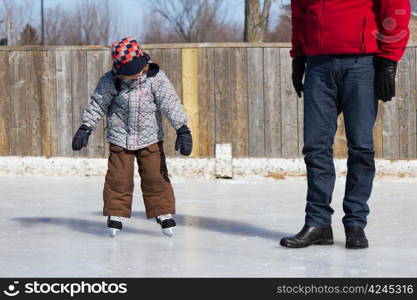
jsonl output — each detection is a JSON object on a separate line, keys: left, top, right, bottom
{"left": 1, "top": 155, "right": 417, "bottom": 179}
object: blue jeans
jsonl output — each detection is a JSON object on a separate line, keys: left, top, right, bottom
{"left": 303, "top": 54, "right": 378, "bottom": 229}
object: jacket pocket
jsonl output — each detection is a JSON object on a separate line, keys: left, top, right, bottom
{"left": 146, "top": 143, "right": 159, "bottom": 153}
{"left": 140, "top": 143, "right": 160, "bottom": 156}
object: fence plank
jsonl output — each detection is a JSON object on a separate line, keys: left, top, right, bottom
{"left": 163, "top": 49, "right": 182, "bottom": 157}
{"left": 71, "top": 51, "right": 88, "bottom": 158}
{"left": 247, "top": 48, "right": 265, "bottom": 156}
{"left": 197, "top": 48, "right": 216, "bottom": 157}
{"left": 0, "top": 51, "right": 10, "bottom": 155}
{"left": 230, "top": 48, "right": 249, "bottom": 157}
{"left": 398, "top": 48, "right": 416, "bottom": 158}
{"left": 398, "top": 52, "right": 407, "bottom": 158}
{"left": 397, "top": 55, "right": 406, "bottom": 159}
{"left": 214, "top": 48, "right": 232, "bottom": 144}
{"left": 182, "top": 48, "right": 200, "bottom": 157}
{"left": 264, "top": 48, "right": 281, "bottom": 157}
{"left": 86, "top": 51, "right": 106, "bottom": 157}
{"left": 25, "top": 51, "right": 43, "bottom": 156}
{"left": 279, "top": 49, "right": 298, "bottom": 158}
{"left": 406, "top": 48, "right": 416, "bottom": 158}
{"left": 56, "top": 51, "right": 73, "bottom": 157}
{"left": 382, "top": 79, "right": 400, "bottom": 159}
{"left": 40, "top": 51, "right": 57, "bottom": 157}
{"left": 9, "top": 51, "right": 27, "bottom": 156}
{"left": 148, "top": 49, "right": 165, "bottom": 69}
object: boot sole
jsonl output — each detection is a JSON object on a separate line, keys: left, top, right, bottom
{"left": 345, "top": 244, "right": 368, "bottom": 249}
{"left": 280, "top": 238, "right": 334, "bottom": 248}
{"left": 314, "top": 238, "right": 334, "bottom": 245}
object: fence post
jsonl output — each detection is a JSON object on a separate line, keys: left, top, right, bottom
{"left": 215, "top": 143, "right": 233, "bottom": 178}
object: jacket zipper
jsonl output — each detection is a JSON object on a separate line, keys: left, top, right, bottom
{"left": 361, "top": 17, "right": 367, "bottom": 53}
{"left": 319, "top": 0, "right": 325, "bottom": 50}
{"left": 136, "top": 77, "right": 142, "bottom": 148}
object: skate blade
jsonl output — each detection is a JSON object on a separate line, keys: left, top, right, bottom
{"left": 161, "top": 228, "right": 173, "bottom": 237}
{"left": 108, "top": 228, "right": 120, "bottom": 237}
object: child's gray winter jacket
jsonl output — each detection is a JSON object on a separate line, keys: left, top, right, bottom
{"left": 81, "top": 67, "right": 188, "bottom": 150}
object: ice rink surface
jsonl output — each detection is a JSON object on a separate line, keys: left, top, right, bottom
{"left": 1, "top": 175, "right": 416, "bottom": 277}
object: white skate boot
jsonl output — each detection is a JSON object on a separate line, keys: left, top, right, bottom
{"left": 107, "top": 216, "right": 123, "bottom": 237}
{"left": 156, "top": 214, "right": 176, "bottom": 237}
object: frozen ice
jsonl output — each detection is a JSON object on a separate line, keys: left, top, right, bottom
{"left": 0, "top": 175, "right": 416, "bottom": 277}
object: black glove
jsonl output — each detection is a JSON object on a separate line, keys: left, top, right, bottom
{"left": 292, "top": 56, "right": 306, "bottom": 98}
{"left": 72, "top": 124, "right": 92, "bottom": 151}
{"left": 375, "top": 57, "right": 397, "bottom": 102}
{"left": 175, "top": 125, "right": 192, "bottom": 156}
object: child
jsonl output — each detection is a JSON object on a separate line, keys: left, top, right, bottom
{"left": 72, "top": 37, "right": 192, "bottom": 237}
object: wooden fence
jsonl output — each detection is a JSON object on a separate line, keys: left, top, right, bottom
{"left": 0, "top": 43, "right": 416, "bottom": 159}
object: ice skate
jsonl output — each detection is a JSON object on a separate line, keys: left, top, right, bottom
{"left": 107, "top": 216, "right": 123, "bottom": 237}
{"left": 156, "top": 214, "right": 176, "bottom": 237}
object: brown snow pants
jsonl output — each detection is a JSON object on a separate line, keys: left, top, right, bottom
{"left": 103, "top": 141, "right": 175, "bottom": 218}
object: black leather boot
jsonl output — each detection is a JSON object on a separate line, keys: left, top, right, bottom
{"left": 345, "top": 226, "right": 369, "bottom": 249}
{"left": 280, "top": 225, "right": 334, "bottom": 248}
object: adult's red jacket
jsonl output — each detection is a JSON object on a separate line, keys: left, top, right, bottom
{"left": 290, "top": 0, "right": 411, "bottom": 62}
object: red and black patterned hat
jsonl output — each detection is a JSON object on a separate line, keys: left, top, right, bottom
{"left": 111, "top": 36, "right": 150, "bottom": 76}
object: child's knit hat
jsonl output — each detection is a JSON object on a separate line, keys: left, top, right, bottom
{"left": 111, "top": 36, "right": 150, "bottom": 76}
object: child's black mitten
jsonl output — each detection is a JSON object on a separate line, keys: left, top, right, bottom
{"left": 72, "top": 124, "right": 92, "bottom": 151}
{"left": 175, "top": 125, "right": 192, "bottom": 156}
